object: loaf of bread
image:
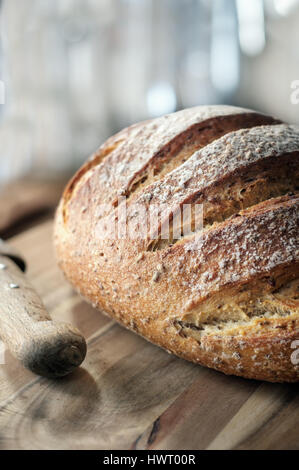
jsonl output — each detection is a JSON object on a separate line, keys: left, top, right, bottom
{"left": 54, "top": 105, "right": 299, "bottom": 382}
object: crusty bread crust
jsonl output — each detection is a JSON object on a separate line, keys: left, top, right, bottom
{"left": 54, "top": 105, "right": 299, "bottom": 382}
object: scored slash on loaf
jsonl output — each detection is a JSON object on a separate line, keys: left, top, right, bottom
{"left": 54, "top": 105, "right": 299, "bottom": 382}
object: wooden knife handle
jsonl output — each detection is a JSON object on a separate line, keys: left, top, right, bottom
{"left": 0, "top": 255, "right": 86, "bottom": 378}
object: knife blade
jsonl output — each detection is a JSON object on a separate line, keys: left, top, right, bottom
{"left": 0, "top": 238, "right": 86, "bottom": 378}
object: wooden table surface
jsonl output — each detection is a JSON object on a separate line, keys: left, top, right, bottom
{"left": 0, "top": 220, "right": 298, "bottom": 450}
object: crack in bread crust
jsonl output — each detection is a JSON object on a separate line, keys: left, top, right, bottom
{"left": 117, "top": 112, "right": 279, "bottom": 205}
{"left": 136, "top": 124, "right": 299, "bottom": 250}
{"left": 62, "top": 107, "right": 279, "bottom": 222}
{"left": 147, "top": 152, "right": 299, "bottom": 251}
{"left": 175, "top": 278, "right": 299, "bottom": 339}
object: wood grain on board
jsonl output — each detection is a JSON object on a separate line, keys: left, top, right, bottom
{"left": 0, "top": 221, "right": 298, "bottom": 450}
{"left": 0, "top": 178, "right": 65, "bottom": 238}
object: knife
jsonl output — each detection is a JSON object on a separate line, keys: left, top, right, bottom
{"left": 0, "top": 238, "right": 87, "bottom": 378}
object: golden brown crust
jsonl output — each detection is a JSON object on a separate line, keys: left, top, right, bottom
{"left": 54, "top": 105, "right": 299, "bottom": 382}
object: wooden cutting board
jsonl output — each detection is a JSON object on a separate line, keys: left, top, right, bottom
{"left": 0, "top": 220, "right": 298, "bottom": 450}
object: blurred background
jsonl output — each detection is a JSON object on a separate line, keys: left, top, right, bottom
{"left": 0, "top": 0, "right": 298, "bottom": 236}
